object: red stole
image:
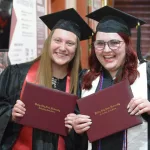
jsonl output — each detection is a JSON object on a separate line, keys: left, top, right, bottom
{"left": 13, "top": 61, "right": 69, "bottom": 150}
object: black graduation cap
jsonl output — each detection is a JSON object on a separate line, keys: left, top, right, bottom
{"left": 86, "top": 6, "right": 146, "bottom": 63}
{"left": 40, "top": 8, "right": 93, "bottom": 41}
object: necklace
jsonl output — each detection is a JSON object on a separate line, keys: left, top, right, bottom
{"left": 52, "top": 77, "right": 59, "bottom": 89}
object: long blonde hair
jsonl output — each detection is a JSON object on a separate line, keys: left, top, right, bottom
{"left": 35, "top": 29, "right": 81, "bottom": 94}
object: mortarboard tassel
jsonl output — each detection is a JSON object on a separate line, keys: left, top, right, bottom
{"left": 136, "top": 22, "right": 146, "bottom": 64}
{"left": 88, "top": 32, "right": 95, "bottom": 50}
{"left": 92, "top": 32, "right": 96, "bottom": 43}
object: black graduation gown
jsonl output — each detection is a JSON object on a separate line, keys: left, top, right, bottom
{"left": 0, "top": 61, "right": 74, "bottom": 150}
{"left": 75, "top": 63, "right": 150, "bottom": 150}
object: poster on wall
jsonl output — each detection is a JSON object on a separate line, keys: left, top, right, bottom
{"left": 8, "top": 0, "right": 47, "bottom": 65}
{"left": 0, "top": 0, "right": 13, "bottom": 52}
{"left": 0, "top": 0, "right": 13, "bottom": 74}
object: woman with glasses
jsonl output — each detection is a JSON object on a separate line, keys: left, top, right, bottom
{"left": 0, "top": 9, "right": 93, "bottom": 150}
{"left": 73, "top": 6, "right": 150, "bottom": 150}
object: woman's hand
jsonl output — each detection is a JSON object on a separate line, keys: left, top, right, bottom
{"left": 65, "top": 113, "right": 77, "bottom": 132}
{"left": 127, "top": 97, "right": 150, "bottom": 115}
{"left": 72, "top": 114, "right": 92, "bottom": 134}
{"left": 12, "top": 100, "right": 26, "bottom": 122}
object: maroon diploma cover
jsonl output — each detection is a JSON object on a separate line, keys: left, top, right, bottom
{"left": 17, "top": 82, "right": 77, "bottom": 136}
{"left": 77, "top": 79, "right": 142, "bottom": 142}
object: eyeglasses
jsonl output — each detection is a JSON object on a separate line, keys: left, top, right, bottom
{"left": 94, "top": 40, "right": 124, "bottom": 51}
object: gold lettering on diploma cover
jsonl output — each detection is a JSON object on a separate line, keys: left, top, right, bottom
{"left": 35, "top": 103, "right": 60, "bottom": 113}
{"left": 95, "top": 103, "right": 120, "bottom": 116}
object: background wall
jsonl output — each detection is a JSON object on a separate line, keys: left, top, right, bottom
{"left": 1, "top": 0, "right": 149, "bottom": 74}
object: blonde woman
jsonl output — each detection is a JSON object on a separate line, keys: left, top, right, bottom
{"left": 0, "top": 9, "right": 93, "bottom": 150}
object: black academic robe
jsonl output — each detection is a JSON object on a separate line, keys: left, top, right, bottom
{"left": 0, "top": 61, "right": 75, "bottom": 150}
{"left": 75, "top": 62, "right": 150, "bottom": 150}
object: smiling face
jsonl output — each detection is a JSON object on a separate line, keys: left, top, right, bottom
{"left": 50, "top": 28, "right": 77, "bottom": 67}
{"left": 95, "top": 32, "right": 126, "bottom": 76}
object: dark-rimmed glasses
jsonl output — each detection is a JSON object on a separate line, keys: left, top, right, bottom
{"left": 94, "top": 40, "right": 124, "bottom": 51}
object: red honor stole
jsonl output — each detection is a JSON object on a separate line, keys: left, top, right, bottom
{"left": 13, "top": 61, "right": 69, "bottom": 150}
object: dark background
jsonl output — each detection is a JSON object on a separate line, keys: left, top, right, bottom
{"left": 0, "top": 0, "right": 13, "bottom": 52}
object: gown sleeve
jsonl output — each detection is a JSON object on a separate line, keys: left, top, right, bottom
{"left": 74, "top": 69, "right": 89, "bottom": 150}
{"left": 147, "top": 61, "right": 150, "bottom": 101}
{"left": 75, "top": 69, "right": 88, "bottom": 114}
{"left": 0, "top": 63, "right": 31, "bottom": 146}
{"left": 141, "top": 62, "right": 150, "bottom": 122}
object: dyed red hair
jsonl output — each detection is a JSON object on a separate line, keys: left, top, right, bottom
{"left": 82, "top": 33, "right": 139, "bottom": 90}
